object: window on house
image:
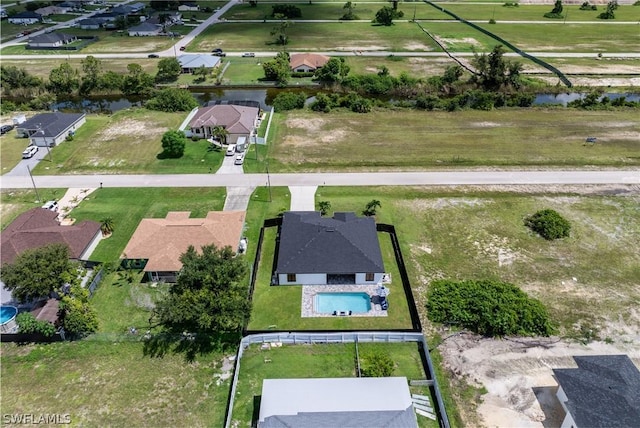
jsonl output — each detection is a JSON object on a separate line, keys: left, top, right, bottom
{"left": 195, "top": 128, "right": 200, "bottom": 134}
{"left": 365, "top": 273, "right": 374, "bottom": 281}
{"left": 287, "top": 273, "right": 296, "bottom": 282}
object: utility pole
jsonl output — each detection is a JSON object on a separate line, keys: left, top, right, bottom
{"left": 27, "top": 165, "right": 41, "bottom": 203}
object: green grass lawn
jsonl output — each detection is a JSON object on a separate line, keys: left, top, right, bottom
{"left": 31, "top": 109, "right": 225, "bottom": 175}
{"left": 70, "top": 187, "right": 226, "bottom": 263}
{"left": 438, "top": 3, "right": 640, "bottom": 22}
{"left": 315, "top": 187, "right": 640, "bottom": 339}
{"left": 193, "top": 22, "right": 441, "bottom": 52}
{"left": 231, "top": 342, "right": 436, "bottom": 427}
{"left": 0, "top": 58, "right": 161, "bottom": 79}
{"left": 0, "top": 341, "right": 230, "bottom": 427}
{"left": 247, "top": 224, "right": 413, "bottom": 331}
{"left": 0, "top": 129, "right": 33, "bottom": 173}
{"left": 0, "top": 188, "right": 66, "bottom": 230}
{"left": 267, "top": 108, "right": 640, "bottom": 171}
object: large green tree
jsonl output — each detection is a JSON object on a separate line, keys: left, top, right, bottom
{"left": 373, "top": 6, "right": 404, "bottom": 26}
{"left": 122, "top": 63, "right": 155, "bottom": 95}
{"left": 270, "top": 14, "right": 292, "bottom": 45}
{"left": 146, "top": 88, "right": 198, "bottom": 112}
{"left": 314, "top": 57, "right": 350, "bottom": 83}
{"left": 152, "top": 245, "right": 250, "bottom": 337}
{"left": 470, "top": 45, "right": 523, "bottom": 91}
{"left": 160, "top": 130, "right": 187, "bottom": 158}
{"left": 1, "top": 244, "right": 76, "bottom": 303}
{"left": 48, "top": 62, "right": 80, "bottom": 95}
{"left": 80, "top": 55, "right": 102, "bottom": 95}
{"left": 155, "top": 57, "right": 182, "bottom": 83}
{"left": 262, "top": 51, "right": 291, "bottom": 85}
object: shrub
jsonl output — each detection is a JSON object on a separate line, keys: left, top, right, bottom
{"left": 271, "top": 4, "right": 302, "bottom": 18}
{"left": 503, "top": 2, "right": 519, "bottom": 6}
{"left": 146, "top": 88, "right": 199, "bottom": 112}
{"left": 489, "top": 18, "right": 496, "bottom": 24}
{"left": 426, "top": 279, "right": 556, "bottom": 336}
{"left": 580, "top": 1, "right": 597, "bottom": 10}
{"left": 359, "top": 349, "right": 394, "bottom": 377}
{"left": 59, "top": 295, "right": 99, "bottom": 337}
{"left": 160, "top": 130, "right": 187, "bottom": 158}
{"left": 525, "top": 209, "right": 571, "bottom": 240}
{"left": 65, "top": 134, "right": 74, "bottom": 141}
{"left": 16, "top": 312, "right": 56, "bottom": 337}
{"left": 272, "top": 91, "right": 306, "bottom": 111}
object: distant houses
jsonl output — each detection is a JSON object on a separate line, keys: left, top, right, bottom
{"left": 128, "top": 22, "right": 162, "bottom": 37}
{"left": 290, "top": 53, "right": 330, "bottom": 73}
{"left": 178, "top": 54, "right": 220, "bottom": 74}
{"left": 8, "top": 11, "right": 42, "bottom": 25}
{"left": 28, "top": 32, "right": 77, "bottom": 49}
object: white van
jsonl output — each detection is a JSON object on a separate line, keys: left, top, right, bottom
{"left": 226, "top": 144, "right": 236, "bottom": 156}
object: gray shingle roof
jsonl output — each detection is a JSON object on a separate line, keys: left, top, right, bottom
{"left": 553, "top": 355, "right": 640, "bottom": 428}
{"left": 28, "top": 32, "right": 76, "bottom": 45}
{"left": 128, "top": 22, "right": 162, "bottom": 33}
{"left": 19, "top": 112, "right": 84, "bottom": 138}
{"left": 275, "top": 212, "right": 384, "bottom": 275}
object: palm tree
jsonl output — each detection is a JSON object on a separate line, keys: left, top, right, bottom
{"left": 100, "top": 217, "right": 115, "bottom": 236}
{"left": 363, "top": 199, "right": 381, "bottom": 216}
{"left": 318, "top": 201, "right": 331, "bottom": 216}
{"left": 211, "top": 125, "right": 228, "bottom": 145}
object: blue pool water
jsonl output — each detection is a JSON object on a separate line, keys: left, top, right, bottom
{"left": 315, "top": 292, "right": 371, "bottom": 314}
{"left": 0, "top": 306, "right": 17, "bottom": 324}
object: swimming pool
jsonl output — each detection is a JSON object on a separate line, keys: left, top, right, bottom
{"left": 0, "top": 305, "right": 18, "bottom": 333}
{"left": 315, "top": 292, "right": 371, "bottom": 314}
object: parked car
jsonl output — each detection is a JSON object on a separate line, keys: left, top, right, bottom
{"left": 212, "top": 48, "right": 223, "bottom": 53}
{"left": 212, "top": 52, "right": 226, "bottom": 57}
{"left": 41, "top": 200, "right": 58, "bottom": 211}
{"left": 241, "top": 52, "right": 255, "bottom": 57}
{"left": 148, "top": 54, "right": 159, "bottom": 58}
{"left": 234, "top": 154, "right": 245, "bottom": 165}
{"left": 22, "top": 145, "right": 38, "bottom": 159}
{"left": 226, "top": 144, "right": 236, "bottom": 156}
{"left": 179, "top": 46, "right": 186, "bottom": 51}
{"left": 0, "top": 124, "right": 14, "bottom": 135}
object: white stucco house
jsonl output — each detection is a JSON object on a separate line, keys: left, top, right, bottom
{"left": 274, "top": 212, "right": 385, "bottom": 286}
{"left": 8, "top": 11, "right": 42, "bottom": 25}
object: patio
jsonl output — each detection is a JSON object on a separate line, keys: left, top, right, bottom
{"left": 301, "top": 284, "right": 391, "bottom": 318}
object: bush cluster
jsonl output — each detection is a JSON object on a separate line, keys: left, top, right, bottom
{"left": 272, "top": 91, "right": 307, "bottom": 111}
{"left": 310, "top": 92, "right": 372, "bottom": 113}
{"left": 358, "top": 349, "right": 394, "bottom": 377}
{"left": 525, "top": 209, "right": 571, "bottom": 240}
{"left": 16, "top": 312, "right": 56, "bottom": 337}
{"left": 271, "top": 4, "right": 302, "bottom": 18}
{"left": 426, "top": 279, "right": 556, "bottom": 336}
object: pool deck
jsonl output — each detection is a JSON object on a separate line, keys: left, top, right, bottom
{"left": 301, "top": 284, "right": 388, "bottom": 318}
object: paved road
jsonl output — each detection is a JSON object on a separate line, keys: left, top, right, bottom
{"left": 2, "top": 170, "right": 639, "bottom": 189}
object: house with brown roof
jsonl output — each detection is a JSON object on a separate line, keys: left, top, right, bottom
{"left": 188, "top": 105, "right": 260, "bottom": 144}
{"left": 290, "top": 53, "right": 330, "bottom": 73}
{"left": 121, "top": 211, "right": 246, "bottom": 283}
{"left": 0, "top": 208, "right": 102, "bottom": 266}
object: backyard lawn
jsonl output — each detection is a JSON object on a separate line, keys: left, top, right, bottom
{"left": 0, "top": 341, "right": 230, "bottom": 427}
{"left": 0, "top": 188, "right": 65, "bottom": 230}
{"left": 268, "top": 109, "right": 640, "bottom": 171}
{"left": 230, "top": 342, "right": 436, "bottom": 427}
{"left": 30, "top": 109, "right": 225, "bottom": 175}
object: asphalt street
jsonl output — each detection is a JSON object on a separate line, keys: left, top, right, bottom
{"left": 2, "top": 170, "right": 639, "bottom": 190}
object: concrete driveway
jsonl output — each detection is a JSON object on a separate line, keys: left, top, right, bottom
{"left": 289, "top": 186, "right": 317, "bottom": 211}
{"left": 3, "top": 147, "right": 50, "bottom": 176}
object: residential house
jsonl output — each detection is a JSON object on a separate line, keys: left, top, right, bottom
{"left": 289, "top": 53, "right": 330, "bottom": 73}
{"left": 28, "top": 32, "right": 77, "bottom": 49}
{"left": 121, "top": 211, "right": 246, "bottom": 283}
{"left": 77, "top": 18, "right": 102, "bottom": 30}
{"left": 189, "top": 104, "right": 260, "bottom": 143}
{"left": 128, "top": 22, "right": 162, "bottom": 36}
{"left": 17, "top": 112, "right": 85, "bottom": 147}
{"left": 178, "top": 54, "right": 220, "bottom": 74}
{"left": 274, "top": 212, "right": 385, "bottom": 286}
{"left": 112, "top": 2, "right": 145, "bottom": 15}
{"left": 92, "top": 12, "right": 118, "bottom": 28}
{"left": 553, "top": 355, "right": 640, "bottom": 428}
{"left": 8, "top": 11, "right": 42, "bottom": 25}
{"left": 178, "top": 3, "right": 200, "bottom": 12}
{"left": 258, "top": 377, "right": 418, "bottom": 427}
{"left": 0, "top": 208, "right": 101, "bottom": 266}
{"left": 35, "top": 5, "right": 70, "bottom": 16}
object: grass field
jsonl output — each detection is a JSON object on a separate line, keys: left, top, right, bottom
{"left": 268, "top": 109, "right": 640, "bottom": 171}
{"left": 0, "top": 58, "right": 161, "bottom": 79}
{"left": 0, "top": 188, "right": 65, "bottom": 230}
{"left": 30, "top": 109, "right": 225, "bottom": 175}
{"left": 315, "top": 187, "right": 640, "bottom": 340}
{"left": 231, "top": 342, "right": 436, "bottom": 427}
{"left": 70, "top": 187, "right": 226, "bottom": 263}
{"left": 0, "top": 341, "right": 230, "bottom": 427}
{"left": 0, "top": 129, "right": 33, "bottom": 173}
{"left": 247, "top": 226, "right": 413, "bottom": 330}
{"left": 192, "top": 22, "right": 441, "bottom": 52}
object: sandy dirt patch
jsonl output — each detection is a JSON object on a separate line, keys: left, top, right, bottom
{"left": 437, "top": 333, "right": 640, "bottom": 427}
{"left": 403, "top": 42, "right": 433, "bottom": 51}
{"left": 402, "top": 197, "right": 492, "bottom": 212}
{"left": 285, "top": 117, "right": 327, "bottom": 132}
{"left": 334, "top": 45, "right": 388, "bottom": 52}
{"left": 439, "top": 37, "right": 482, "bottom": 48}
{"left": 94, "top": 118, "right": 166, "bottom": 144}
